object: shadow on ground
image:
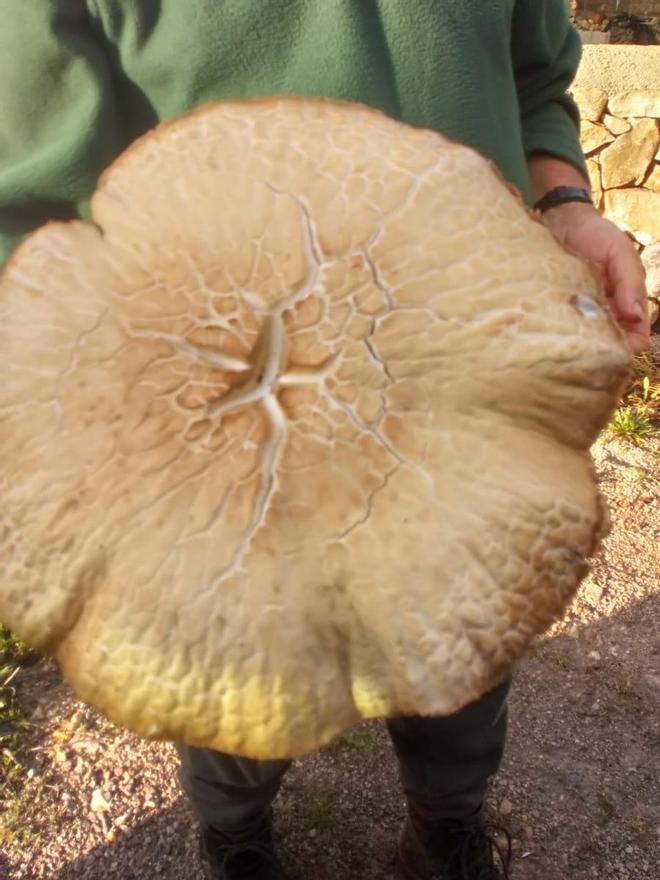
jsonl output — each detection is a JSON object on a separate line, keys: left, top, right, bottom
{"left": 46, "top": 804, "right": 194, "bottom": 880}
{"left": 15, "top": 591, "right": 654, "bottom": 880}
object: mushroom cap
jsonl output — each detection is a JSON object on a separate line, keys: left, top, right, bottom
{"left": 0, "top": 98, "right": 629, "bottom": 758}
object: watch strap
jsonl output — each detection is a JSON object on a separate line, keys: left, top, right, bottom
{"left": 533, "top": 185, "right": 593, "bottom": 214}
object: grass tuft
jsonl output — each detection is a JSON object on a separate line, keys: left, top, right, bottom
{"left": 306, "top": 792, "right": 338, "bottom": 831}
{"left": 609, "top": 406, "right": 656, "bottom": 442}
{"left": 1, "top": 626, "right": 36, "bottom": 820}
{"left": 0, "top": 627, "right": 53, "bottom": 849}
{"left": 1, "top": 625, "right": 34, "bottom": 753}
{"left": 336, "top": 724, "right": 380, "bottom": 755}
{"left": 608, "top": 351, "right": 659, "bottom": 444}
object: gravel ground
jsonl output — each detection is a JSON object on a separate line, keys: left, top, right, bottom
{"left": 1, "top": 435, "right": 658, "bottom": 880}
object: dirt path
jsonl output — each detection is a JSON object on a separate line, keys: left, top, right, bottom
{"left": 1, "top": 436, "right": 658, "bottom": 880}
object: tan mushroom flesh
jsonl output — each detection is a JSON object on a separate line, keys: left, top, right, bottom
{"left": 0, "top": 98, "right": 630, "bottom": 758}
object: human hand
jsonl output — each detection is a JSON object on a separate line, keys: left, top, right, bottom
{"left": 541, "top": 201, "right": 650, "bottom": 355}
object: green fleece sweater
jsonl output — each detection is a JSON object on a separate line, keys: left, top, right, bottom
{"left": 0, "top": 0, "right": 585, "bottom": 265}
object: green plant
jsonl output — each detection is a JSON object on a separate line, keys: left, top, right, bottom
{"left": 0, "top": 624, "right": 32, "bottom": 673}
{"left": 1, "top": 625, "right": 35, "bottom": 791}
{"left": 0, "top": 775, "right": 44, "bottom": 848}
{"left": 0, "top": 629, "right": 53, "bottom": 849}
{"left": 306, "top": 791, "right": 337, "bottom": 831}
{"left": 608, "top": 351, "right": 660, "bottom": 443}
{"left": 336, "top": 723, "right": 380, "bottom": 754}
{"left": 609, "top": 406, "right": 656, "bottom": 443}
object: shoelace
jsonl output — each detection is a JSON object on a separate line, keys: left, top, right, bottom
{"left": 442, "top": 822, "right": 512, "bottom": 880}
{"left": 216, "top": 840, "right": 283, "bottom": 879}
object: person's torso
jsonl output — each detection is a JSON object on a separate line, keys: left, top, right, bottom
{"left": 88, "top": 0, "right": 529, "bottom": 194}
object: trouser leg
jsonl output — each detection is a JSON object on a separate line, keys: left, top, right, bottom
{"left": 386, "top": 677, "right": 511, "bottom": 819}
{"left": 175, "top": 743, "right": 291, "bottom": 834}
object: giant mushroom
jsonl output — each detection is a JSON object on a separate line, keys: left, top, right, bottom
{"left": 0, "top": 98, "right": 630, "bottom": 758}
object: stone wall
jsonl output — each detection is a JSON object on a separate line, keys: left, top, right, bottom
{"left": 575, "top": 1, "right": 660, "bottom": 17}
{"left": 571, "top": 45, "right": 660, "bottom": 317}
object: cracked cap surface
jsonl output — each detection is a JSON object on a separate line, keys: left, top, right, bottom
{"left": 0, "top": 98, "right": 630, "bottom": 757}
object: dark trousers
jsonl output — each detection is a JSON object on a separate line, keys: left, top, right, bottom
{"left": 176, "top": 679, "right": 510, "bottom": 834}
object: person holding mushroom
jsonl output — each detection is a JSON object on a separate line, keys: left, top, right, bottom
{"left": 0, "top": 3, "right": 649, "bottom": 880}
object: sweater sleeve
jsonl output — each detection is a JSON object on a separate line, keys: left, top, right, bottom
{"left": 511, "top": 0, "right": 587, "bottom": 177}
{"left": 0, "top": 1, "right": 125, "bottom": 266}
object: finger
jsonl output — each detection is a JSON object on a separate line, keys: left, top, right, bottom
{"left": 604, "top": 236, "right": 649, "bottom": 325}
{"left": 615, "top": 304, "right": 651, "bottom": 354}
{"left": 623, "top": 325, "right": 651, "bottom": 356}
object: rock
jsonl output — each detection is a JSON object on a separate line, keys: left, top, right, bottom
{"left": 71, "top": 737, "right": 101, "bottom": 756}
{"left": 582, "top": 581, "right": 603, "bottom": 606}
{"left": 574, "top": 46, "right": 660, "bottom": 95}
{"left": 648, "top": 299, "right": 659, "bottom": 326}
{"left": 580, "top": 121, "right": 615, "bottom": 155}
{"left": 643, "top": 163, "right": 660, "bottom": 192}
{"left": 500, "top": 798, "right": 514, "bottom": 816}
{"left": 604, "top": 189, "right": 660, "bottom": 246}
{"left": 571, "top": 86, "right": 608, "bottom": 122}
{"left": 586, "top": 158, "right": 603, "bottom": 209}
{"left": 579, "top": 30, "right": 610, "bottom": 45}
{"left": 603, "top": 114, "right": 631, "bottom": 136}
{"left": 91, "top": 788, "right": 110, "bottom": 813}
{"left": 608, "top": 90, "right": 660, "bottom": 118}
{"left": 600, "top": 119, "right": 659, "bottom": 189}
{"left": 642, "top": 242, "right": 660, "bottom": 299}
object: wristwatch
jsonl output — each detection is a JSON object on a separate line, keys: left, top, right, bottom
{"left": 533, "top": 186, "right": 593, "bottom": 214}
